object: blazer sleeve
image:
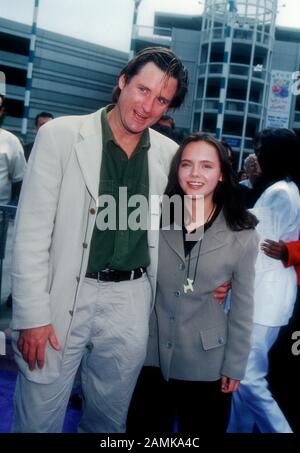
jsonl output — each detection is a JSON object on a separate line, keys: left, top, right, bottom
{"left": 221, "top": 229, "right": 259, "bottom": 380}
{"left": 11, "top": 122, "right": 64, "bottom": 330}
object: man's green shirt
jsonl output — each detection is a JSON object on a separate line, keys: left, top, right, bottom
{"left": 87, "top": 107, "right": 150, "bottom": 272}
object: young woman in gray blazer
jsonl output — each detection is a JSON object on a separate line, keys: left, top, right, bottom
{"left": 127, "top": 132, "right": 259, "bottom": 434}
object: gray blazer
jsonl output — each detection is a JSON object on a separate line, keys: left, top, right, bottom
{"left": 145, "top": 210, "right": 259, "bottom": 382}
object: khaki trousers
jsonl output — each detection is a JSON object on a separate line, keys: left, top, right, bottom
{"left": 13, "top": 274, "right": 152, "bottom": 432}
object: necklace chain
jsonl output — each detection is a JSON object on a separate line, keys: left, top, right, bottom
{"left": 183, "top": 205, "right": 216, "bottom": 294}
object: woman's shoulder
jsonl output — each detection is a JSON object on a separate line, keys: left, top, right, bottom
{"left": 264, "top": 180, "right": 297, "bottom": 197}
{"left": 256, "top": 180, "right": 300, "bottom": 210}
{"left": 231, "top": 225, "right": 260, "bottom": 249}
{"left": 217, "top": 208, "right": 258, "bottom": 238}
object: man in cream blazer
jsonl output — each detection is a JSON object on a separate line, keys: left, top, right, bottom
{"left": 11, "top": 47, "right": 188, "bottom": 433}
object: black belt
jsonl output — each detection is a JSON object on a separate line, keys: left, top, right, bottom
{"left": 85, "top": 267, "right": 146, "bottom": 282}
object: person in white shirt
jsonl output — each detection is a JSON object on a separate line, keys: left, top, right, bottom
{"left": 228, "top": 132, "right": 300, "bottom": 433}
{"left": 0, "top": 95, "right": 26, "bottom": 206}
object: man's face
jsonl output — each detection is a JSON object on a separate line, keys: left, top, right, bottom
{"left": 246, "top": 158, "right": 261, "bottom": 181}
{"left": 36, "top": 116, "right": 52, "bottom": 131}
{"left": 116, "top": 62, "right": 178, "bottom": 135}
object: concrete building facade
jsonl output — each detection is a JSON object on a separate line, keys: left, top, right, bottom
{"left": 133, "top": 1, "right": 300, "bottom": 166}
{"left": 1, "top": 1, "right": 300, "bottom": 166}
{"left": 0, "top": 17, "right": 127, "bottom": 143}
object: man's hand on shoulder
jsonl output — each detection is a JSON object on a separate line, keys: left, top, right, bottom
{"left": 17, "top": 324, "right": 61, "bottom": 371}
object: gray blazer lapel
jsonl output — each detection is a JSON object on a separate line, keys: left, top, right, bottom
{"left": 161, "top": 227, "right": 185, "bottom": 262}
{"left": 161, "top": 211, "right": 230, "bottom": 262}
{"left": 200, "top": 210, "right": 230, "bottom": 256}
{"left": 177, "top": 210, "right": 230, "bottom": 261}
{"left": 75, "top": 109, "right": 103, "bottom": 202}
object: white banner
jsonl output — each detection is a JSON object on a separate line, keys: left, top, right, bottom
{"left": 265, "top": 70, "right": 293, "bottom": 129}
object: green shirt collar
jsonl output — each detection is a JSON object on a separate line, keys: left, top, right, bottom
{"left": 101, "top": 105, "right": 150, "bottom": 153}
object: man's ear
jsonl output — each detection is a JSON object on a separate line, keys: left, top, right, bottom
{"left": 119, "top": 74, "right": 126, "bottom": 90}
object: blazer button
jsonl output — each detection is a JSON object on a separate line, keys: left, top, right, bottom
{"left": 69, "top": 310, "right": 73, "bottom": 316}
{"left": 82, "top": 242, "right": 88, "bottom": 249}
{"left": 75, "top": 276, "right": 80, "bottom": 282}
{"left": 166, "top": 342, "right": 172, "bottom": 349}
{"left": 179, "top": 263, "right": 185, "bottom": 270}
{"left": 218, "top": 336, "right": 225, "bottom": 345}
{"left": 174, "top": 290, "right": 181, "bottom": 297}
{"left": 89, "top": 208, "right": 96, "bottom": 215}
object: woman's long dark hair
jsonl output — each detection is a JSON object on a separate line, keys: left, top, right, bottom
{"left": 165, "top": 132, "right": 258, "bottom": 231}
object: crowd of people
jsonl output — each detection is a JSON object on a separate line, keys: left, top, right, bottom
{"left": 0, "top": 46, "right": 299, "bottom": 434}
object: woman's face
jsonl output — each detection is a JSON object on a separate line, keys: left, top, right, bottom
{"left": 178, "top": 140, "right": 223, "bottom": 201}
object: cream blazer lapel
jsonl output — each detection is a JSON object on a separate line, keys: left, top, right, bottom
{"left": 146, "top": 130, "right": 177, "bottom": 303}
{"left": 75, "top": 109, "right": 103, "bottom": 202}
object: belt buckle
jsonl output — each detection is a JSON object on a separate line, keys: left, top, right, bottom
{"left": 101, "top": 268, "right": 110, "bottom": 274}
{"left": 105, "top": 269, "right": 120, "bottom": 282}
{"left": 97, "top": 269, "right": 109, "bottom": 282}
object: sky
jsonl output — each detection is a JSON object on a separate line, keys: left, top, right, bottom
{"left": 0, "top": 0, "right": 299, "bottom": 53}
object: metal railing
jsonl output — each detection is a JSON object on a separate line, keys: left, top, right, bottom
{"left": 201, "top": 27, "right": 271, "bottom": 46}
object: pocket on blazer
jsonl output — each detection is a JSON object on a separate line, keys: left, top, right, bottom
{"left": 200, "top": 324, "right": 227, "bottom": 350}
